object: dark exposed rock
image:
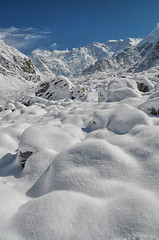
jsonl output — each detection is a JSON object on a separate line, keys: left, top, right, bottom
{"left": 137, "top": 82, "right": 149, "bottom": 92}
{"left": 20, "top": 151, "right": 33, "bottom": 168}
{"left": 150, "top": 108, "right": 158, "bottom": 115}
{"left": 35, "top": 82, "right": 50, "bottom": 96}
{"left": 23, "top": 100, "right": 33, "bottom": 107}
{"left": 21, "top": 59, "right": 36, "bottom": 74}
{"left": 92, "top": 120, "right": 97, "bottom": 125}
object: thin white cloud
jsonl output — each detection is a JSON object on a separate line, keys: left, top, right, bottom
{"left": 157, "top": 23, "right": 159, "bottom": 28}
{"left": 0, "top": 26, "right": 52, "bottom": 53}
{"left": 49, "top": 42, "right": 59, "bottom": 50}
{"left": 0, "top": 26, "right": 18, "bottom": 39}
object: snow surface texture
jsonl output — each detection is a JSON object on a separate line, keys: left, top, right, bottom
{"left": 1, "top": 27, "right": 159, "bottom": 240}
{"left": 1, "top": 67, "right": 159, "bottom": 240}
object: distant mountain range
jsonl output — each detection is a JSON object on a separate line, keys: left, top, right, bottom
{"left": 1, "top": 26, "right": 159, "bottom": 81}
{"left": 82, "top": 26, "right": 159, "bottom": 75}
{"left": 31, "top": 38, "right": 141, "bottom": 78}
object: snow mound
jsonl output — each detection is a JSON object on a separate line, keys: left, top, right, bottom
{"left": 148, "top": 91, "right": 159, "bottom": 99}
{"left": 98, "top": 78, "right": 140, "bottom": 102}
{"left": 14, "top": 185, "right": 159, "bottom": 240}
{"left": 99, "top": 87, "right": 140, "bottom": 102}
{"left": 139, "top": 97, "right": 159, "bottom": 115}
{"left": 134, "top": 75, "right": 154, "bottom": 90}
{"left": 16, "top": 123, "right": 84, "bottom": 181}
{"left": 19, "top": 124, "right": 84, "bottom": 154}
{"left": 35, "top": 76, "right": 73, "bottom": 100}
{"left": 27, "top": 138, "right": 140, "bottom": 197}
{"left": 107, "top": 104, "right": 151, "bottom": 134}
{"left": 86, "top": 104, "right": 150, "bottom": 134}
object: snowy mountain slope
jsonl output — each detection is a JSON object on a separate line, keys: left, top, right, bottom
{"left": 0, "top": 40, "right": 40, "bottom": 105}
{"left": 0, "top": 40, "right": 40, "bottom": 81}
{"left": 0, "top": 75, "right": 36, "bottom": 107}
{"left": 135, "top": 40, "right": 159, "bottom": 71}
{"left": 82, "top": 46, "right": 140, "bottom": 75}
{"left": 132, "top": 26, "right": 159, "bottom": 71}
{"left": 137, "top": 25, "right": 159, "bottom": 52}
{"left": 31, "top": 38, "right": 141, "bottom": 78}
{"left": 82, "top": 26, "right": 159, "bottom": 75}
{"left": 105, "top": 38, "right": 141, "bottom": 52}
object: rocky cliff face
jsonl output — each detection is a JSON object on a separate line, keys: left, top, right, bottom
{"left": 135, "top": 40, "right": 159, "bottom": 71}
{"left": 82, "top": 26, "right": 159, "bottom": 75}
{"left": 0, "top": 40, "right": 40, "bottom": 82}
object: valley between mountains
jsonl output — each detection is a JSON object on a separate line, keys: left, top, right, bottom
{"left": 0, "top": 26, "right": 159, "bottom": 239}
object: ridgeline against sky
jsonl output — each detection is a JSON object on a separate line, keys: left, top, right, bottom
{"left": 0, "top": 0, "right": 159, "bottom": 53}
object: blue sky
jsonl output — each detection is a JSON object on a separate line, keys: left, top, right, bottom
{"left": 0, "top": 0, "right": 159, "bottom": 54}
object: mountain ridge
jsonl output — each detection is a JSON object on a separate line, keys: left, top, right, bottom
{"left": 1, "top": 26, "right": 159, "bottom": 82}
{"left": 30, "top": 38, "right": 141, "bottom": 79}
{"left": 0, "top": 40, "right": 40, "bottom": 82}
{"left": 82, "top": 26, "right": 159, "bottom": 75}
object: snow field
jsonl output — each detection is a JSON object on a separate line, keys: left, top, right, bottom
{"left": 1, "top": 70, "right": 159, "bottom": 239}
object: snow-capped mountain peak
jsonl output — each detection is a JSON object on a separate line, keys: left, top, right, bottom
{"left": 82, "top": 26, "right": 159, "bottom": 75}
{"left": 105, "top": 38, "right": 141, "bottom": 52}
{"left": 31, "top": 37, "right": 141, "bottom": 78}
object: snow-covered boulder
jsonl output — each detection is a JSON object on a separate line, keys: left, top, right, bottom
{"left": 17, "top": 123, "right": 84, "bottom": 176}
{"left": 85, "top": 104, "right": 150, "bottom": 134}
{"left": 107, "top": 104, "right": 151, "bottom": 134}
{"left": 35, "top": 76, "right": 73, "bottom": 100}
{"left": 5, "top": 102, "right": 15, "bottom": 112}
{"left": 17, "top": 137, "right": 159, "bottom": 239}
{"left": 36, "top": 76, "right": 87, "bottom": 101}
{"left": 27, "top": 138, "right": 140, "bottom": 197}
{"left": 98, "top": 79, "right": 140, "bottom": 102}
{"left": 71, "top": 85, "right": 86, "bottom": 100}
{"left": 134, "top": 76, "right": 154, "bottom": 90}
{"left": 108, "top": 87, "right": 139, "bottom": 102}
{"left": 139, "top": 97, "right": 159, "bottom": 115}
{"left": 18, "top": 124, "right": 84, "bottom": 154}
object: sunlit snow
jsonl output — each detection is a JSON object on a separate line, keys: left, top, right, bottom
{"left": 0, "top": 28, "right": 159, "bottom": 240}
